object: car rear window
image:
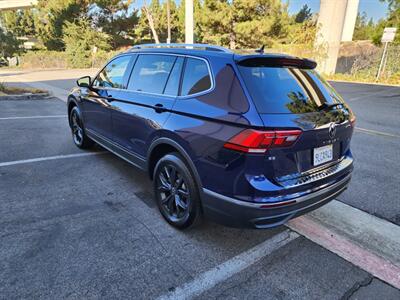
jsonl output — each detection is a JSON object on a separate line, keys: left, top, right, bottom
{"left": 238, "top": 66, "right": 342, "bottom": 114}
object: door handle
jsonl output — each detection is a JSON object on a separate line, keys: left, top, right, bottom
{"left": 154, "top": 103, "right": 166, "bottom": 113}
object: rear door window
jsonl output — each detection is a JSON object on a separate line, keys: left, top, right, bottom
{"left": 93, "top": 56, "right": 131, "bottom": 89}
{"left": 181, "top": 58, "right": 212, "bottom": 96}
{"left": 238, "top": 66, "right": 342, "bottom": 114}
{"left": 128, "top": 54, "right": 176, "bottom": 94}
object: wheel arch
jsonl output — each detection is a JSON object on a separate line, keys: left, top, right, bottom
{"left": 67, "top": 97, "right": 79, "bottom": 126}
{"left": 147, "top": 137, "right": 204, "bottom": 194}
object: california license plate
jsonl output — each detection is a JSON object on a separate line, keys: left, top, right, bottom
{"left": 313, "top": 145, "right": 333, "bottom": 166}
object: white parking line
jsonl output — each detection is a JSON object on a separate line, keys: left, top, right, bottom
{"left": 0, "top": 152, "right": 107, "bottom": 167}
{"left": 157, "top": 230, "right": 298, "bottom": 300}
{"left": 355, "top": 127, "right": 400, "bottom": 138}
{"left": 0, "top": 115, "right": 67, "bottom": 121}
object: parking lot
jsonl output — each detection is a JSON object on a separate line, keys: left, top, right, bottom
{"left": 0, "top": 73, "right": 399, "bottom": 299}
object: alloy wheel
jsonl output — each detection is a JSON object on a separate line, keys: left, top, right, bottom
{"left": 156, "top": 164, "right": 190, "bottom": 222}
{"left": 71, "top": 110, "right": 83, "bottom": 146}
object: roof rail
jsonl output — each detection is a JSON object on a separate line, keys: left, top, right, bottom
{"left": 130, "top": 43, "right": 232, "bottom": 53}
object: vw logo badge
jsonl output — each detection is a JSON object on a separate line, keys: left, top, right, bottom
{"left": 329, "top": 123, "right": 337, "bottom": 139}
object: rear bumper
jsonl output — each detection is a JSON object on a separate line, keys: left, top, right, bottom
{"left": 202, "top": 173, "right": 352, "bottom": 229}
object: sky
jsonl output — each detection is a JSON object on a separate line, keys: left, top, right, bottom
{"left": 287, "top": 0, "right": 389, "bottom": 22}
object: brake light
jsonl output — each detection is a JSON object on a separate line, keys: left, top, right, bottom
{"left": 223, "top": 129, "right": 302, "bottom": 153}
{"left": 350, "top": 115, "right": 356, "bottom": 127}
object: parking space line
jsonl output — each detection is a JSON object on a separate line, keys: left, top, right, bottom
{"left": 355, "top": 127, "right": 400, "bottom": 138}
{"left": 0, "top": 115, "right": 67, "bottom": 121}
{"left": 157, "top": 230, "right": 298, "bottom": 300}
{"left": 0, "top": 152, "right": 107, "bottom": 167}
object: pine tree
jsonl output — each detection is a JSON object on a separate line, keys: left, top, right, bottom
{"left": 294, "top": 4, "right": 312, "bottom": 23}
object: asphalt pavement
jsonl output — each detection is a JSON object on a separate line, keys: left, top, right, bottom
{"left": 0, "top": 70, "right": 399, "bottom": 299}
{"left": 331, "top": 82, "right": 400, "bottom": 225}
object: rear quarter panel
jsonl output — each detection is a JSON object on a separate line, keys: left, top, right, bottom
{"left": 162, "top": 55, "right": 263, "bottom": 197}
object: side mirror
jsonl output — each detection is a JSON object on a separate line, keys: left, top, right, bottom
{"left": 77, "top": 76, "right": 91, "bottom": 88}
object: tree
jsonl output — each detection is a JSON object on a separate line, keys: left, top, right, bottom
{"left": 353, "top": 12, "right": 377, "bottom": 41}
{"left": 295, "top": 4, "right": 312, "bottom": 23}
{"left": 34, "top": 0, "right": 91, "bottom": 50}
{"left": 232, "top": 0, "right": 290, "bottom": 48}
{"left": 0, "top": 27, "right": 22, "bottom": 58}
{"left": 197, "top": 0, "right": 290, "bottom": 49}
{"left": 142, "top": 0, "right": 160, "bottom": 43}
{"left": 63, "top": 18, "right": 111, "bottom": 67}
{"left": 197, "top": 0, "right": 232, "bottom": 47}
{"left": 89, "top": 0, "right": 139, "bottom": 48}
{"left": 135, "top": 0, "right": 181, "bottom": 44}
{"left": 377, "top": 0, "right": 400, "bottom": 44}
{"left": 0, "top": 9, "right": 36, "bottom": 37}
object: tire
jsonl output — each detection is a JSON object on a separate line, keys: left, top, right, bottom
{"left": 153, "top": 152, "right": 202, "bottom": 229}
{"left": 69, "top": 106, "right": 94, "bottom": 149}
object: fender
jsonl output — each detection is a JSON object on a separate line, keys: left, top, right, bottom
{"left": 147, "top": 137, "right": 204, "bottom": 195}
{"left": 67, "top": 96, "right": 79, "bottom": 127}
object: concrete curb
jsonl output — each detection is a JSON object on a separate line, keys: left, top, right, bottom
{"left": 0, "top": 92, "right": 50, "bottom": 101}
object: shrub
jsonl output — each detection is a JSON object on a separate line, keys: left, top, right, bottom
{"left": 18, "top": 49, "right": 124, "bottom": 69}
{"left": 19, "top": 51, "right": 68, "bottom": 69}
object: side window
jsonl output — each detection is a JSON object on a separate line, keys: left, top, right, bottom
{"left": 181, "top": 58, "right": 212, "bottom": 96}
{"left": 93, "top": 56, "right": 131, "bottom": 89}
{"left": 128, "top": 54, "right": 176, "bottom": 94}
{"left": 163, "top": 57, "right": 184, "bottom": 96}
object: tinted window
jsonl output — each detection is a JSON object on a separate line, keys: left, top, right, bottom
{"left": 238, "top": 66, "right": 342, "bottom": 114}
{"left": 164, "top": 57, "right": 184, "bottom": 96}
{"left": 93, "top": 56, "right": 131, "bottom": 89}
{"left": 181, "top": 58, "right": 211, "bottom": 96}
{"left": 128, "top": 54, "right": 176, "bottom": 94}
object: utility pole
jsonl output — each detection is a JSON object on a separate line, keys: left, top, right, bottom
{"left": 167, "top": 0, "right": 171, "bottom": 43}
{"left": 185, "top": 0, "right": 194, "bottom": 44}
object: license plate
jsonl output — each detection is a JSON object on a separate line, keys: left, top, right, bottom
{"left": 313, "top": 145, "right": 333, "bottom": 166}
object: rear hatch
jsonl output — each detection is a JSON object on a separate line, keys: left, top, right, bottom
{"left": 235, "top": 55, "right": 355, "bottom": 186}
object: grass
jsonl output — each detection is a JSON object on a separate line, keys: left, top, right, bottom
{"left": 326, "top": 73, "right": 400, "bottom": 86}
{"left": 0, "top": 82, "right": 47, "bottom": 95}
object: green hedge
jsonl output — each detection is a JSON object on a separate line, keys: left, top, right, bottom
{"left": 19, "top": 50, "right": 123, "bottom": 69}
{"left": 20, "top": 51, "right": 68, "bottom": 69}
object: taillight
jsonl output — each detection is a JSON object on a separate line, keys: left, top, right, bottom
{"left": 223, "top": 129, "right": 302, "bottom": 153}
{"left": 350, "top": 115, "right": 356, "bottom": 127}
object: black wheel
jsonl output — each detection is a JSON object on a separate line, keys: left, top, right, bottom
{"left": 153, "top": 153, "right": 202, "bottom": 229}
{"left": 69, "top": 106, "right": 94, "bottom": 149}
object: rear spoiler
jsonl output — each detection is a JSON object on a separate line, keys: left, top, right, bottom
{"left": 235, "top": 55, "right": 317, "bottom": 69}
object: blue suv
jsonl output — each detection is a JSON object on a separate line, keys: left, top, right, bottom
{"left": 68, "top": 43, "right": 354, "bottom": 229}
